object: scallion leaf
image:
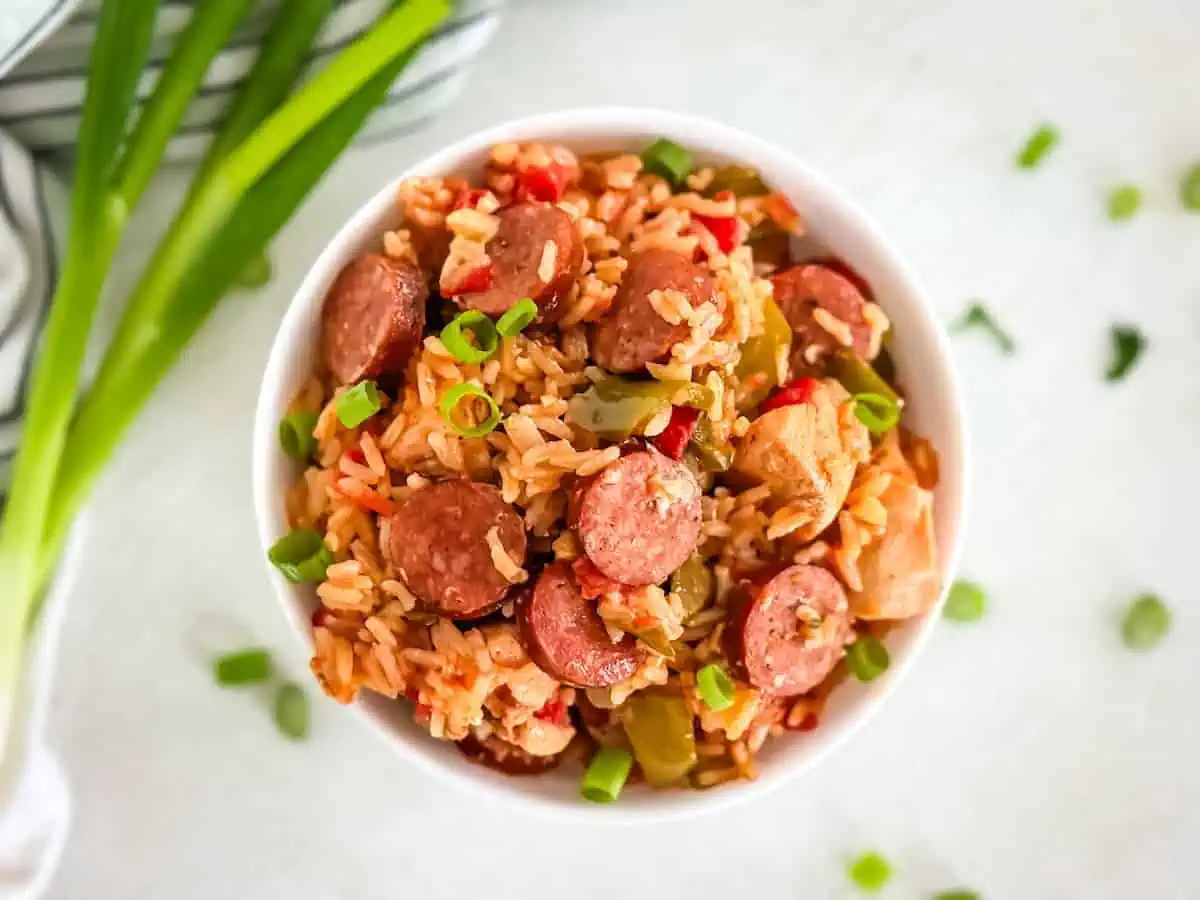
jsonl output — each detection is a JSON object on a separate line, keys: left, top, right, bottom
{"left": 944, "top": 580, "right": 987, "bottom": 623}
{"left": 269, "top": 529, "right": 334, "bottom": 583}
{"left": 215, "top": 648, "right": 274, "bottom": 686}
{"left": 1121, "top": 594, "right": 1169, "bottom": 650}
{"left": 278, "top": 411, "right": 318, "bottom": 461}
{"left": 1180, "top": 163, "right": 1200, "bottom": 212}
{"left": 853, "top": 392, "right": 900, "bottom": 435}
{"left": 274, "top": 682, "right": 310, "bottom": 739}
{"left": 846, "top": 634, "right": 889, "bottom": 682}
{"left": 695, "top": 664, "right": 735, "bottom": 710}
{"left": 641, "top": 138, "right": 693, "bottom": 187}
{"left": 1106, "top": 325, "right": 1145, "bottom": 382}
{"left": 934, "top": 891, "right": 980, "bottom": 900}
{"left": 438, "top": 383, "right": 501, "bottom": 438}
{"left": 848, "top": 852, "right": 892, "bottom": 892}
{"left": 952, "top": 302, "right": 1015, "bottom": 354}
{"left": 581, "top": 745, "right": 633, "bottom": 803}
{"left": 1107, "top": 185, "right": 1142, "bottom": 221}
{"left": 336, "top": 381, "right": 381, "bottom": 428}
{"left": 1016, "top": 125, "right": 1059, "bottom": 169}
{"left": 495, "top": 298, "right": 538, "bottom": 337}
{"left": 440, "top": 309, "right": 499, "bottom": 363}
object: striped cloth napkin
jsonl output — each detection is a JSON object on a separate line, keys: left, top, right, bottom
{"left": 0, "top": 3, "right": 500, "bottom": 896}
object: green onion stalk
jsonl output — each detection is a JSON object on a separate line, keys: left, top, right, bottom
{"left": 0, "top": 0, "right": 254, "bottom": 751}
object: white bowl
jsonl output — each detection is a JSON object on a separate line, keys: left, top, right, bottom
{"left": 252, "top": 107, "right": 970, "bottom": 822}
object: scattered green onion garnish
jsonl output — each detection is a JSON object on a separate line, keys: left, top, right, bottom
{"left": 944, "top": 580, "right": 987, "bottom": 623}
{"left": 848, "top": 852, "right": 893, "bottom": 892}
{"left": 1180, "top": 163, "right": 1200, "bottom": 211}
{"left": 274, "top": 682, "right": 310, "bottom": 739}
{"left": 934, "top": 891, "right": 980, "bottom": 900}
{"left": 1121, "top": 594, "right": 1169, "bottom": 650}
{"left": 441, "top": 309, "right": 499, "bottom": 364}
{"left": 495, "top": 298, "right": 538, "bottom": 337}
{"left": 846, "top": 634, "right": 890, "bottom": 682}
{"left": 437, "top": 383, "right": 501, "bottom": 438}
{"left": 695, "top": 663, "right": 735, "bottom": 710}
{"left": 233, "top": 249, "right": 273, "bottom": 289}
{"left": 268, "top": 529, "right": 335, "bottom": 583}
{"left": 641, "top": 137, "right": 693, "bottom": 188}
{"left": 278, "top": 410, "right": 318, "bottom": 461}
{"left": 1107, "top": 185, "right": 1142, "bottom": 221}
{"left": 1016, "top": 124, "right": 1059, "bottom": 169}
{"left": 336, "top": 380, "right": 381, "bottom": 428}
{"left": 952, "top": 302, "right": 1015, "bottom": 354}
{"left": 581, "top": 745, "right": 634, "bottom": 803}
{"left": 852, "top": 392, "right": 901, "bottom": 435}
{"left": 1106, "top": 324, "right": 1145, "bottom": 382}
{"left": 215, "top": 648, "right": 274, "bottom": 686}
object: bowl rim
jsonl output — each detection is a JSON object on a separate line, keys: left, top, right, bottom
{"left": 252, "top": 105, "right": 971, "bottom": 824}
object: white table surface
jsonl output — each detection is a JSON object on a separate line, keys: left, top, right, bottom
{"left": 44, "top": 0, "right": 1200, "bottom": 897}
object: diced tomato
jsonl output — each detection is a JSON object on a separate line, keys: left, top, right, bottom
{"left": 796, "top": 712, "right": 820, "bottom": 732}
{"left": 518, "top": 161, "right": 568, "bottom": 203}
{"left": 345, "top": 448, "right": 367, "bottom": 465}
{"left": 444, "top": 262, "right": 494, "bottom": 296}
{"left": 813, "top": 256, "right": 873, "bottom": 300}
{"left": 452, "top": 187, "right": 491, "bottom": 211}
{"left": 652, "top": 405, "right": 701, "bottom": 460}
{"left": 534, "top": 699, "right": 569, "bottom": 727}
{"left": 572, "top": 557, "right": 620, "bottom": 601}
{"left": 311, "top": 607, "right": 329, "bottom": 628}
{"left": 352, "top": 489, "right": 397, "bottom": 517}
{"left": 693, "top": 214, "right": 740, "bottom": 253}
{"left": 761, "top": 377, "right": 818, "bottom": 414}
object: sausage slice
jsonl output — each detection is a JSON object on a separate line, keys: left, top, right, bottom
{"left": 321, "top": 253, "right": 428, "bottom": 384}
{"left": 456, "top": 201, "right": 583, "bottom": 322}
{"left": 771, "top": 263, "right": 871, "bottom": 372}
{"left": 571, "top": 449, "right": 702, "bottom": 586}
{"left": 591, "top": 249, "right": 718, "bottom": 373}
{"left": 385, "top": 480, "right": 526, "bottom": 620}
{"left": 725, "top": 565, "right": 853, "bottom": 697}
{"left": 518, "top": 562, "right": 645, "bottom": 688}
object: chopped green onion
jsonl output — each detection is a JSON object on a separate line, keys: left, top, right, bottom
{"left": 848, "top": 852, "right": 892, "bottom": 892}
{"left": 438, "top": 383, "right": 501, "bottom": 438}
{"left": 1107, "top": 185, "right": 1142, "bottom": 221}
{"left": 1016, "top": 125, "right": 1059, "bottom": 169}
{"left": 215, "top": 648, "right": 274, "bottom": 686}
{"left": 278, "top": 410, "right": 318, "bottom": 461}
{"left": 581, "top": 745, "right": 634, "bottom": 803}
{"left": 1121, "top": 594, "right": 1169, "bottom": 650}
{"left": 496, "top": 298, "right": 538, "bottom": 337}
{"left": 934, "top": 892, "right": 980, "bottom": 900}
{"left": 952, "top": 302, "right": 1015, "bottom": 354}
{"left": 853, "top": 392, "right": 900, "bottom": 435}
{"left": 641, "top": 138, "right": 693, "bottom": 187}
{"left": 274, "top": 682, "right": 310, "bottom": 739}
{"left": 1180, "top": 163, "right": 1200, "bottom": 211}
{"left": 269, "top": 529, "right": 334, "bottom": 583}
{"left": 336, "top": 380, "right": 381, "bottom": 427}
{"left": 234, "top": 249, "right": 273, "bottom": 289}
{"left": 695, "top": 664, "right": 735, "bottom": 710}
{"left": 441, "top": 309, "right": 499, "bottom": 363}
{"left": 846, "top": 634, "right": 890, "bottom": 682}
{"left": 1106, "top": 324, "right": 1145, "bottom": 382}
{"left": 944, "top": 580, "right": 987, "bottom": 623}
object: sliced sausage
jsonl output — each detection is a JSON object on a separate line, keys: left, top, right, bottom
{"left": 771, "top": 263, "right": 871, "bottom": 373}
{"left": 321, "top": 253, "right": 428, "bottom": 384}
{"left": 725, "top": 564, "right": 853, "bottom": 697}
{"left": 570, "top": 449, "right": 702, "bottom": 586}
{"left": 457, "top": 733, "right": 563, "bottom": 775}
{"left": 591, "top": 249, "right": 718, "bottom": 373}
{"left": 517, "top": 562, "right": 645, "bottom": 688}
{"left": 455, "top": 201, "right": 583, "bottom": 322}
{"left": 385, "top": 480, "right": 526, "bottom": 620}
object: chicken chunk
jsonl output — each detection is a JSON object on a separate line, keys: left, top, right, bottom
{"left": 733, "top": 379, "right": 869, "bottom": 541}
{"left": 848, "top": 431, "right": 940, "bottom": 619}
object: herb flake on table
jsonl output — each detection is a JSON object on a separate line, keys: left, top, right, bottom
{"left": 1180, "top": 162, "right": 1200, "bottom": 211}
{"left": 944, "top": 580, "right": 987, "bottom": 623}
{"left": 848, "top": 852, "right": 893, "bottom": 892}
{"left": 952, "top": 303, "right": 1015, "bottom": 354}
{"left": 1016, "top": 124, "right": 1059, "bottom": 169}
{"left": 1105, "top": 324, "right": 1145, "bottom": 382}
{"left": 1107, "top": 185, "right": 1142, "bottom": 221}
{"left": 934, "top": 892, "right": 981, "bottom": 900}
{"left": 215, "top": 648, "right": 274, "bottom": 686}
{"left": 274, "top": 682, "right": 310, "bottom": 740}
{"left": 1121, "top": 595, "right": 1169, "bottom": 650}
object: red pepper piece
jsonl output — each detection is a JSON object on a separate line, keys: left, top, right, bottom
{"left": 693, "top": 214, "right": 739, "bottom": 253}
{"left": 652, "top": 405, "right": 701, "bottom": 459}
{"left": 444, "top": 262, "right": 494, "bottom": 296}
{"left": 518, "top": 161, "right": 568, "bottom": 203}
{"left": 452, "top": 187, "right": 490, "bottom": 210}
{"left": 534, "top": 699, "right": 569, "bottom": 727}
{"left": 760, "top": 377, "right": 818, "bottom": 414}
